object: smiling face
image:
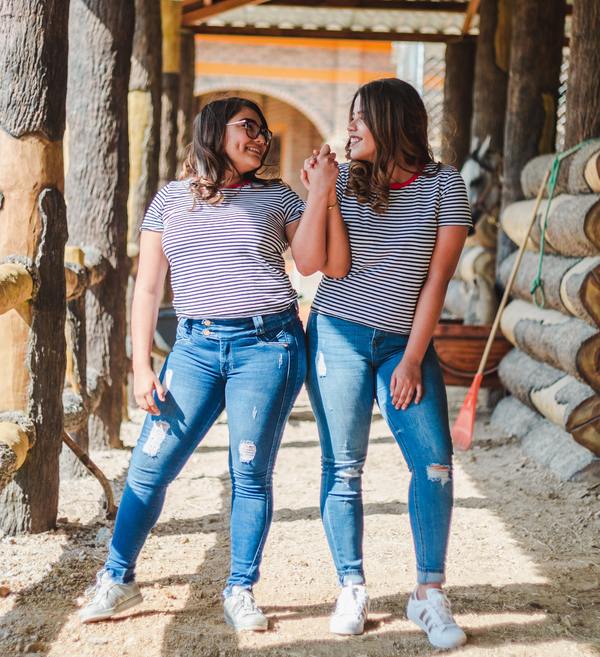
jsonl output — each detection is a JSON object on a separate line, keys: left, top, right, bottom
{"left": 223, "top": 109, "right": 269, "bottom": 179}
{"left": 347, "top": 95, "right": 377, "bottom": 163}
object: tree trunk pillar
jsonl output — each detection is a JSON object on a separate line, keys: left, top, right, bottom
{"left": 565, "top": 0, "right": 600, "bottom": 148}
{"left": 441, "top": 39, "right": 476, "bottom": 169}
{"left": 0, "top": 0, "right": 69, "bottom": 534}
{"left": 177, "top": 30, "right": 196, "bottom": 170}
{"left": 65, "top": 1, "right": 135, "bottom": 450}
{"left": 471, "top": 0, "right": 512, "bottom": 152}
{"left": 499, "top": 0, "right": 566, "bottom": 268}
{"left": 159, "top": 0, "right": 182, "bottom": 187}
{"left": 128, "top": 0, "right": 162, "bottom": 244}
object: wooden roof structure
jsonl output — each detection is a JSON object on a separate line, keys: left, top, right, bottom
{"left": 181, "top": 0, "right": 483, "bottom": 42}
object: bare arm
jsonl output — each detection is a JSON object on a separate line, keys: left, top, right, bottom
{"left": 391, "top": 225, "right": 468, "bottom": 409}
{"left": 295, "top": 148, "right": 351, "bottom": 278}
{"left": 131, "top": 230, "right": 170, "bottom": 415}
{"left": 321, "top": 200, "right": 351, "bottom": 279}
{"left": 287, "top": 144, "right": 340, "bottom": 276}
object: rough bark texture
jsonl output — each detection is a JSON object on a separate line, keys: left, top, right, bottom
{"left": 128, "top": 0, "right": 162, "bottom": 243}
{"left": 521, "top": 152, "right": 569, "bottom": 199}
{"left": 159, "top": 73, "right": 179, "bottom": 187}
{"left": 498, "top": 252, "right": 600, "bottom": 326}
{"left": 501, "top": 299, "right": 600, "bottom": 391}
{"left": 499, "top": 348, "right": 600, "bottom": 455}
{"left": 491, "top": 396, "right": 600, "bottom": 481}
{"left": 60, "top": 290, "right": 88, "bottom": 478}
{"left": 471, "top": 0, "right": 511, "bottom": 152}
{"left": 441, "top": 39, "right": 476, "bottom": 169}
{"left": 0, "top": 1, "right": 69, "bottom": 535}
{"left": 565, "top": 0, "right": 600, "bottom": 149}
{"left": 568, "top": 140, "right": 600, "bottom": 194}
{"left": 501, "top": 194, "right": 600, "bottom": 257}
{"left": 501, "top": 0, "right": 566, "bottom": 209}
{"left": 65, "top": 1, "right": 134, "bottom": 450}
{"left": 456, "top": 245, "right": 496, "bottom": 285}
{"left": 158, "top": 0, "right": 182, "bottom": 188}
{"left": 177, "top": 30, "right": 195, "bottom": 169}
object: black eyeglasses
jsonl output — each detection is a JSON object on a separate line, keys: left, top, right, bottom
{"left": 226, "top": 118, "right": 273, "bottom": 145}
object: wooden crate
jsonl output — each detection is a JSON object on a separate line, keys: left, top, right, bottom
{"left": 433, "top": 320, "right": 512, "bottom": 388}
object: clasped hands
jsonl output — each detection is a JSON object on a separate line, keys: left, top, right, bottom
{"left": 300, "top": 144, "right": 338, "bottom": 201}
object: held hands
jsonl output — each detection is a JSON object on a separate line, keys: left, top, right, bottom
{"left": 134, "top": 365, "right": 166, "bottom": 416}
{"left": 390, "top": 357, "right": 423, "bottom": 410}
{"left": 300, "top": 144, "right": 338, "bottom": 198}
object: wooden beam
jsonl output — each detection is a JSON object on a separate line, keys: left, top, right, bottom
{"left": 190, "top": 24, "right": 474, "bottom": 42}
{"left": 185, "top": 0, "right": 471, "bottom": 11}
{"left": 462, "top": 0, "right": 480, "bottom": 34}
{"left": 182, "top": 0, "right": 269, "bottom": 24}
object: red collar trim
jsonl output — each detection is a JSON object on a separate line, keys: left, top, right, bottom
{"left": 390, "top": 171, "right": 420, "bottom": 189}
{"left": 222, "top": 180, "right": 251, "bottom": 189}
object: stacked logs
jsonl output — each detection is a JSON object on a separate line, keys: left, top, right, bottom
{"left": 445, "top": 243, "right": 498, "bottom": 325}
{"left": 491, "top": 142, "right": 600, "bottom": 481}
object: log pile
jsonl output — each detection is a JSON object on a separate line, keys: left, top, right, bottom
{"left": 492, "top": 146, "right": 600, "bottom": 481}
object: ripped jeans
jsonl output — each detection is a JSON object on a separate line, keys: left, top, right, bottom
{"left": 104, "top": 305, "right": 306, "bottom": 595}
{"left": 306, "top": 312, "right": 453, "bottom": 586}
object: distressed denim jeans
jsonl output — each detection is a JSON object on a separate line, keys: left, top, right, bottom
{"left": 105, "top": 305, "right": 306, "bottom": 594}
{"left": 306, "top": 312, "right": 453, "bottom": 586}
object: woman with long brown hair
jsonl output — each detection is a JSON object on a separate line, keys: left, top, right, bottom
{"left": 305, "top": 78, "right": 471, "bottom": 649}
{"left": 79, "top": 97, "right": 349, "bottom": 630}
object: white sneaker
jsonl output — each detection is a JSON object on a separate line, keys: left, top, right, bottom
{"left": 406, "top": 588, "right": 467, "bottom": 650}
{"left": 330, "top": 584, "right": 369, "bottom": 635}
{"left": 79, "top": 569, "right": 142, "bottom": 623}
{"left": 223, "top": 586, "right": 268, "bottom": 631}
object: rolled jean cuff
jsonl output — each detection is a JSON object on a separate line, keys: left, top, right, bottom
{"left": 105, "top": 565, "right": 134, "bottom": 584}
{"left": 340, "top": 571, "right": 365, "bottom": 586}
{"left": 417, "top": 570, "right": 445, "bottom": 584}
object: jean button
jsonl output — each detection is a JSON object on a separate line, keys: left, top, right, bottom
{"left": 202, "top": 319, "right": 212, "bottom": 326}
{"left": 202, "top": 329, "right": 211, "bottom": 336}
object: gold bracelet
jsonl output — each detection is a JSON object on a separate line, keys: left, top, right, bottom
{"left": 326, "top": 201, "right": 338, "bottom": 210}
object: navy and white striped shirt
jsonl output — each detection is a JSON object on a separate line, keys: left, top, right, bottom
{"left": 141, "top": 179, "right": 305, "bottom": 318}
{"left": 312, "top": 162, "right": 472, "bottom": 334}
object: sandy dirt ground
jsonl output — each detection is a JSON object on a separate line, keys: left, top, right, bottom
{"left": 1, "top": 387, "right": 599, "bottom": 657}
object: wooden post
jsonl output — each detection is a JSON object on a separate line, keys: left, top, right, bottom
{"left": 177, "top": 30, "right": 196, "bottom": 170}
{"left": 128, "top": 0, "right": 162, "bottom": 244}
{"left": 442, "top": 39, "right": 476, "bottom": 168}
{"left": 498, "top": 0, "right": 566, "bottom": 268}
{"left": 470, "top": 0, "right": 512, "bottom": 152}
{"left": 65, "top": 1, "right": 135, "bottom": 450}
{"left": 0, "top": 0, "right": 69, "bottom": 534}
{"left": 565, "top": 0, "right": 600, "bottom": 148}
{"left": 159, "top": 0, "right": 182, "bottom": 187}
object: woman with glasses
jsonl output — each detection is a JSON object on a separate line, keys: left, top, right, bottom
{"left": 304, "top": 78, "right": 471, "bottom": 649}
{"left": 79, "top": 97, "right": 350, "bottom": 630}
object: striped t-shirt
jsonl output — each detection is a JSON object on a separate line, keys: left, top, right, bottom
{"left": 312, "top": 162, "right": 472, "bottom": 334}
{"left": 141, "top": 179, "right": 305, "bottom": 318}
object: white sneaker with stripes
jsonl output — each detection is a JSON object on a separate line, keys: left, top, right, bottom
{"left": 330, "top": 584, "right": 369, "bottom": 635}
{"left": 79, "top": 569, "right": 142, "bottom": 623}
{"left": 406, "top": 588, "right": 466, "bottom": 649}
{"left": 223, "top": 586, "right": 269, "bottom": 631}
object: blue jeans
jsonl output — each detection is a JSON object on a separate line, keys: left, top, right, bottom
{"left": 105, "top": 306, "right": 306, "bottom": 595}
{"left": 306, "top": 312, "right": 453, "bottom": 586}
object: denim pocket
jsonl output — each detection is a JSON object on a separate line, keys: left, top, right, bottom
{"left": 256, "top": 326, "right": 292, "bottom": 346}
{"left": 174, "top": 319, "right": 192, "bottom": 344}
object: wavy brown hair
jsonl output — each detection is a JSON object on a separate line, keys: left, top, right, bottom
{"left": 180, "top": 96, "right": 277, "bottom": 205}
{"left": 346, "top": 78, "right": 438, "bottom": 214}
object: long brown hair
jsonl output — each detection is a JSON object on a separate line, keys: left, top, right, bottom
{"left": 181, "top": 96, "right": 276, "bottom": 205}
{"left": 346, "top": 78, "right": 438, "bottom": 214}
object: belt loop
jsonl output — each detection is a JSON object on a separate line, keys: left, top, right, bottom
{"left": 252, "top": 313, "right": 265, "bottom": 335}
{"left": 185, "top": 318, "right": 192, "bottom": 334}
